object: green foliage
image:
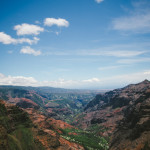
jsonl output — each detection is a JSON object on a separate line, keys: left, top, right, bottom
{"left": 0, "top": 88, "right": 28, "bottom": 100}
{"left": 0, "top": 102, "right": 7, "bottom": 116}
{"left": 7, "top": 134, "right": 22, "bottom": 150}
{"left": 87, "top": 124, "right": 109, "bottom": 134}
{"left": 0, "top": 103, "right": 45, "bottom": 150}
{"left": 8, "top": 106, "right": 32, "bottom": 128}
{"left": 60, "top": 128, "right": 109, "bottom": 150}
{"left": 25, "top": 94, "right": 44, "bottom": 107}
{"left": 12, "top": 126, "right": 35, "bottom": 150}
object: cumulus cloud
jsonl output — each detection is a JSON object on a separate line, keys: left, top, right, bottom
{"left": 44, "top": 18, "right": 69, "bottom": 27}
{"left": 95, "top": 0, "right": 104, "bottom": 3}
{"left": 0, "top": 32, "right": 39, "bottom": 45}
{"left": 0, "top": 73, "right": 101, "bottom": 88}
{"left": 14, "top": 23, "right": 44, "bottom": 36}
{"left": 0, "top": 73, "right": 37, "bottom": 86}
{"left": 0, "top": 71, "right": 150, "bottom": 89}
{"left": 0, "top": 32, "right": 16, "bottom": 44}
{"left": 20, "top": 46, "right": 41, "bottom": 56}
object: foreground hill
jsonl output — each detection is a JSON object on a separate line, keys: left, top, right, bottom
{"left": 0, "top": 100, "right": 85, "bottom": 150}
{"left": 0, "top": 100, "right": 44, "bottom": 150}
{"left": 75, "top": 80, "right": 150, "bottom": 149}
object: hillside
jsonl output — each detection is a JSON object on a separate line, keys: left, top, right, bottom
{"left": 0, "top": 100, "right": 44, "bottom": 150}
{"left": 75, "top": 80, "right": 150, "bottom": 149}
{"left": 1, "top": 80, "right": 150, "bottom": 149}
{"left": 0, "top": 86, "right": 100, "bottom": 123}
{"left": 0, "top": 100, "right": 85, "bottom": 150}
{"left": 0, "top": 86, "right": 109, "bottom": 150}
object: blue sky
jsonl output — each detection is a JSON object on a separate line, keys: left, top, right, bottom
{"left": 0, "top": 0, "right": 150, "bottom": 89}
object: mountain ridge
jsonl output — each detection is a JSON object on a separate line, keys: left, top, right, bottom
{"left": 75, "top": 79, "right": 150, "bottom": 149}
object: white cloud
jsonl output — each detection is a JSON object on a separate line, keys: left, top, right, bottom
{"left": 20, "top": 46, "right": 41, "bottom": 56}
{"left": 45, "top": 49, "right": 146, "bottom": 57}
{"left": 0, "top": 73, "right": 101, "bottom": 88}
{"left": 112, "top": 1, "right": 150, "bottom": 33}
{"left": 0, "top": 32, "right": 39, "bottom": 45}
{"left": 95, "top": 0, "right": 104, "bottom": 3}
{"left": 14, "top": 23, "right": 44, "bottom": 36}
{"left": 8, "top": 50, "right": 13, "bottom": 54}
{"left": 144, "top": 71, "right": 150, "bottom": 75}
{"left": 113, "top": 13, "right": 150, "bottom": 33}
{"left": 118, "top": 58, "right": 150, "bottom": 64}
{"left": 0, "top": 73, "right": 37, "bottom": 86}
{"left": 44, "top": 18, "right": 69, "bottom": 27}
{"left": 17, "top": 37, "right": 39, "bottom": 45}
{"left": 101, "top": 70, "right": 150, "bottom": 89}
{"left": 83, "top": 78, "right": 100, "bottom": 83}
{"left": 0, "top": 32, "right": 16, "bottom": 44}
{"left": 98, "top": 65, "right": 125, "bottom": 71}
{"left": 0, "top": 71, "right": 150, "bottom": 89}
{"left": 35, "top": 21, "right": 41, "bottom": 24}
{"left": 81, "top": 50, "right": 146, "bottom": 57}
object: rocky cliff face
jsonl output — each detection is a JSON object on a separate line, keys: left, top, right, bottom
{"left": 110, "top": 80, "right": 150, "bottom": 150}
{"left": 76, "top": 80, "right": 150, "bottom": 149}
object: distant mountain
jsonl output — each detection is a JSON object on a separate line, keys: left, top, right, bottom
{"left": 0, "top": 85, "right": 101, "bottom": 123}
{"left": 0, "top": 85, "right": 106, "bottom": 94}
{"left": 75, "top": 80, "right": 150, "bottom": 149}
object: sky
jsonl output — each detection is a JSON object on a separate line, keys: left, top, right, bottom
{"left": 0, "top": 0, "right": 150, "bottom": 89}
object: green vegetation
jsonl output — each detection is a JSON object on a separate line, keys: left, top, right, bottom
{"left": 0, "top": 103, "right": 45, "bottom": 150}
{"left": 0, "top": 86, "right": 97, "bottom": 123}
{"left": 0, "top": 86, "right": 109, "bottom": 150}
{"left": 60, "top": 127, "right": 109, "bottom": 150}
{"left": 44, "top": 93, "right": 96, "bottom": 123}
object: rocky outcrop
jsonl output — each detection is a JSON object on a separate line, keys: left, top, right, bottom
{"left": 110, "top": 82, "right": 150, "bottom": 150}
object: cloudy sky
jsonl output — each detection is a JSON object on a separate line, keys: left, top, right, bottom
{"left": 0, "top": 0, "right": 150, "bottom": 89}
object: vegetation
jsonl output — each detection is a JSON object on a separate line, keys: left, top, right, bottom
{"left": 0, "top": 86, "right": 97, "bottom": 123}
{"left": 0, "top": 103, "right": 45, "bottom": 150}
{"left": 60, "top": 127, "right": 109, "bottom": 150}
{"left": 0, "top": 86, "right": 109, "bottom": 150}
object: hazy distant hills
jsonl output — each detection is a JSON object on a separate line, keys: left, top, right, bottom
{"left": 0, "top": 85, "right": 103, "bottom": 123}
{"left": 0, "top": 85, "right": 107, "bottom": 94}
